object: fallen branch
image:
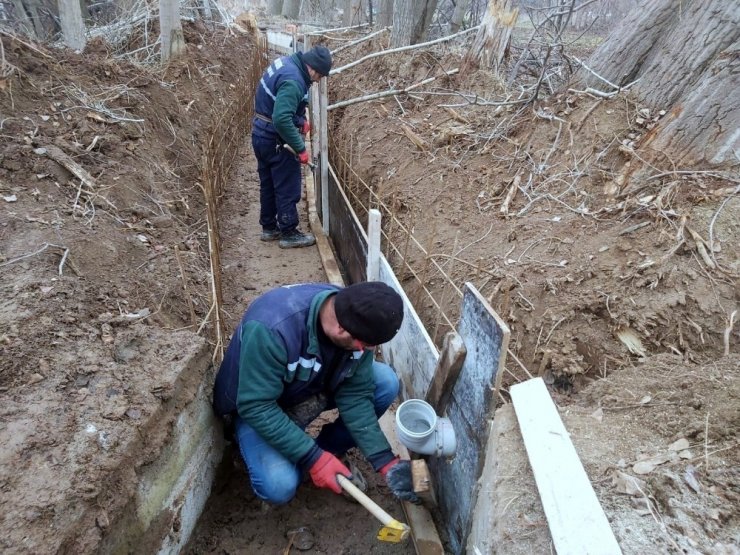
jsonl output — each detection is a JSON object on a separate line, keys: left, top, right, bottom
{"left": 330, "top": 25, "right": 479, "bottom": 75}
{"left": 687, "top": 226, "right": 716, "bottom": 270}
{"left": 0, "top": 29, "right": 54, "bottom": 60}
{"left": 708, "top": 184, "right": 740, "bottom": 270}
{"left": 725, "top": 310, "right": 737, "bottom": 357}
{"left": 571, "top": 55, "right": 620, "bottom": 91}
{"left": 306, "top": 22, "right": 370, "bottom": 37}
{"left": 0, "top": 242, "right": 70, "bottom": 276}
{"left": 567, "top": 86, "right": 621, "bottom": 99}
{"left": 36, "top": 144, "right": 98, "bottom": 190}
{"left": 500, "top": 175, "right": 521, "bottom": 215}
{"left": 330, "top": 27, "right": 390, "bottom": 55}
{"left": 328, "top": 68, "right": 459, "bottom": 110}
{"left": 401, "top": 124, "right": 427, "bottom": 151}
{"left": 645, "top": 170, "right": 740, "bottom": 183}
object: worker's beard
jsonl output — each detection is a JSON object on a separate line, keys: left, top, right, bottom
{"left": 331, "top": 334, "right": 358, "bottom": 351}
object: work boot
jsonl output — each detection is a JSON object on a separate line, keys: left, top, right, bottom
{"left": 279, "top": 229, "right": 316, "bottom": 249}
{"left": 260, "top": 228, "right": 281, "bottom": 242}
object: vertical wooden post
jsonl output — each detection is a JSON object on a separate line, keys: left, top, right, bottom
{"left": 305, "top": 34, "right": 321, "bottom": 218}
{"left": 367, "top": 209, "right": 381, "bottom": 281}
{"left": 320, "top": 76, "right": 329, "bottom": 234}
{"left": 160, "top": 0, "right": 186, "bottom": 63}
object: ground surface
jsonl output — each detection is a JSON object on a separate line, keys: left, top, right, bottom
{"left": 0, "top": 14, "right": 738, "bottom": 555}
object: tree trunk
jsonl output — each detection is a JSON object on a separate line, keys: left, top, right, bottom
{"left": 268, "top": 0, "right": 283, "bottom": 16}
{"left": 642, "top": 46, "right": 740, "bottom": 166}
{"left": 578, "top": 0, "right": 740, "bottom": 166}
{"left": 200, "top": 0, "right": 212, "bottom": 22}
{"left": 378, "top": 0, "right": 393, "bottom": 27}
{"left": 450, "top": 0, "right": 471, "bottom": 33}
{"left": 159, "top": 0, "right": 185, "bottom": 63}
{"left": 411, "top": 0, "right": 438, "bottom": 43}
{"left": 391, "top": 0, "right": 414, "bottom": 47}
{"left": 282, "top": 0, "right": 300, "bottom": 18}
{"left": 18, "top": 0, "right": 47, "bottom": 38}
{"left": 579, "top": 0, "right": 738, "bottom": 107}
{"left": 464, "top": 0, "right": 518, "bottom": 73}
{"left": 58, "top": 0, "right": 86, "bottom": 50}
{"left": 10, "top": 0, "right": 38, "bottom": 38}
{"left": 342, "top": 0, "right": 363, "bottom": 26}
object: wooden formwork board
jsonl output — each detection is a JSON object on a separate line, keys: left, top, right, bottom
{"left": 323, "top": 165, "right": 511, "bottom": 552}
{"left": 326, "top": 170, "right": 367, "bottom": 284}
{"left": 428, "top": 284, "right": 510, "bottom": 554}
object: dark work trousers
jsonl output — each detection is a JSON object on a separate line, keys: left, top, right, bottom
{"left": 251, "top": 134, "right": 301, "bottom": 233}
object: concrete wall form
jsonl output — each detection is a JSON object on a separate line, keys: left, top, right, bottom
{"left": 324, "top": 168, "right": 510, "bottom": 553}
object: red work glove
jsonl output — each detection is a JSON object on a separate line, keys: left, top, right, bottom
{"left": 309, "top": 451, "right": 351, "bottom": 494}
{"left": 301, "top": 120, "right": 311, "bottom": 135}
{"left": 298, "top": 150, "right": 310, "bottom": 165}
{"left": 379, "top": 456, "right": 400, "bottom": 477}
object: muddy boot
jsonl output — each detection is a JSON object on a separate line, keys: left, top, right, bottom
{"left": 341, "top": 459, "right": 368, "bottom": 503}
{"left": 279, "top": 229, "right": 316, "bottom": 249}
{"left": 260, "top": 228, "right": 281, "bottom": 242}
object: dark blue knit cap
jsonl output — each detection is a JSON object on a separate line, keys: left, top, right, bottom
{"left": 335, "top": 281, "right": 403, "bottom": 346}
{"left": 303, "top": 46, "right": 332, "bottom": 76}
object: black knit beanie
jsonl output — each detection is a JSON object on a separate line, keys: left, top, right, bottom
{"left": 334, "top": 281, "right": 404, "bottom": 346}
{"left": 302, "top": 46, "right": 332, "bottom": 76}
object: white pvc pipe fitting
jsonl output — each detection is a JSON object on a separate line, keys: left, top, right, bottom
{"left": 395, "top": 399, "right": 457, "bottom": 457}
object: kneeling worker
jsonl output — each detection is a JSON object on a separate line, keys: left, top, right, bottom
{"left": 213, "top": 281, "right": 419, "bottom": 505}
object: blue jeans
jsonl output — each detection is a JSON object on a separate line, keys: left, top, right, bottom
{"left": 234, "top": 360, "right": 399, "bottom": 505}
{"left": 251, "top": 134, "right": 301, "bottom": 233}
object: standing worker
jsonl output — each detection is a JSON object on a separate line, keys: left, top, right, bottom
{"left": 252, "top": 46, "right": 332, "bottom": 249}
{"left": 212, "top": 281, "right": 420, "bottom": 506}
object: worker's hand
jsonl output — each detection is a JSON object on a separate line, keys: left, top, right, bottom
{"left": 301, "top": 120, "right": 311, "bottom": 135}
{"left": 309, "top": 451, "right": 351, "bottom": 494}
{"left": 379, "top": 457, "right": 421, "bottom": 504}
{"left": 298, "top": 150, "right": 310, "bottom": 165}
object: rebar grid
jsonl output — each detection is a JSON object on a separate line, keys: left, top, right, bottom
{"left": 329, "top": 132, "right": 460, "bottom": 346}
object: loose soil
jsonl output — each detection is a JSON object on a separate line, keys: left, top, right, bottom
{"left": 0, "top": 17, "right": 737, "bottom": 555}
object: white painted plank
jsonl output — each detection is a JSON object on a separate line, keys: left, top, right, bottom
{"left": 366, "top": 209, "right": 381, "bottom": 281}
{"left": 378, "top": 256, "right": 437, "bottom": 399}
{"left": 266, "top": 31, "right": 293, "bottom": 54}
{"left": 510, "top": 378, "right": 622, "bottom": 555}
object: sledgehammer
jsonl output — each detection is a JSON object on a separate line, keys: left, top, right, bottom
{"left": 282, "top": 143, "right": 316, "bottom": 171}
{"left": 336, "top": 474, "right": 410, "bottom": 543}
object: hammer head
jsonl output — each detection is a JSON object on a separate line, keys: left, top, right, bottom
{"left": 377, "top": 520, "right": 410, "bottom": 543}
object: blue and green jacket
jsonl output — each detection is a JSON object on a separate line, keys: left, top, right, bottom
{"left": 253, "top": 52, "right": 311, "bottom": 154}
{"left": 213, "top": 283, "right": 393, "bottom": 469}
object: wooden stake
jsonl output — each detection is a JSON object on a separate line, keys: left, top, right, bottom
{"left": 367, "top": 209, "right": 381, "bottom": 281}
{"left": 425, "top": 331, "right": 467, "bottom": 414}
{"left": 411, "top": 459, "right": 438, "bottom": 507}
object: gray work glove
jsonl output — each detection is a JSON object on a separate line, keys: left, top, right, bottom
{"left": 379, "top": 458, "right": 421, "bottom": 504}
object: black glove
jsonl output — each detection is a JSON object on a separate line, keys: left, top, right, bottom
{"left": 380, "top": 458, "right": 421, "bottom": 504}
